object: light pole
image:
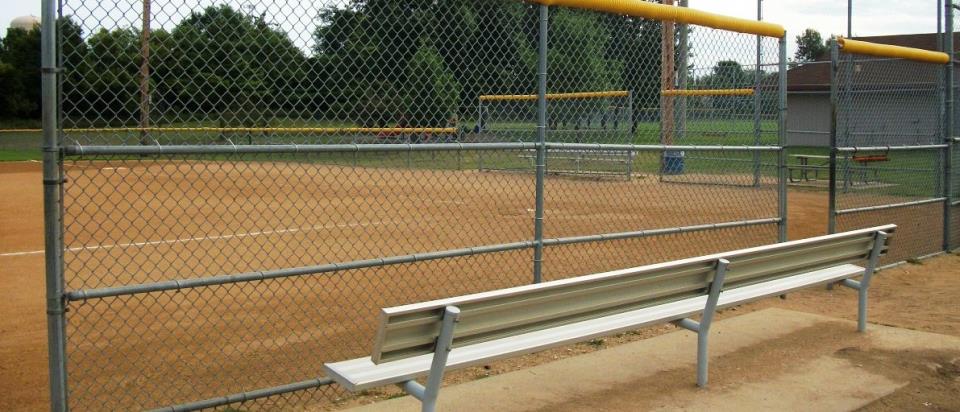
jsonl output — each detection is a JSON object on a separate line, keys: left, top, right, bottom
{"left": 847, "top": 0, "right": 852, "bottom": 38}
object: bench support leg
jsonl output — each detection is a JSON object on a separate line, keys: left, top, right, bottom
{"left": 674, "top": 258, "right": 729, "bottom": 388}
{"left": 840, "top": 231, "right": 887, "bottom": 332}
{"left": 401, "top": 305, "right": 460, "bottom": 412}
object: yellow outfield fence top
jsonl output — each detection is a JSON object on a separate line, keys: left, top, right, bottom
{"left": 661, "top": 88, "right": 755, "bottom": 97}
{"left": 479, "top": 90, "right": 630, "bottom": 102}
{"left": 529, "top": 0, "right": 785, "bottom": 38}
{"left": 1, "top": 127, "right": 458, "bottom": 134}
{"left": 838, "top": 37, "right": 949, "bottom": 64}
{"left": 0, "top": 129, "right": 42, "bottom": 133}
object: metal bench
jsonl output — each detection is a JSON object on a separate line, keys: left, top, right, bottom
{"left": 324, "top": 225, "right": 895, "bottom": 412}
{"left": 519, "top": 149, "right": 636, "bottom": 178}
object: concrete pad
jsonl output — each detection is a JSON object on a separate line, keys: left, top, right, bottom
{"left": 346, "top": 308, "right": 960, "bottom": 412}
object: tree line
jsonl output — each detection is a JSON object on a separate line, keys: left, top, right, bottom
{"left": 0, "top": 1, "right": 792, "bottom": 128}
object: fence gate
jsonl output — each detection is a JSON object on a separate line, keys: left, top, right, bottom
{"left": 828, "top": 37, "right": 952, "bottom": 265}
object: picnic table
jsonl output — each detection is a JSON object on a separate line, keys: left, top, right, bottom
{"left": 789, "top": 153, "right": 889, "bottom": 190}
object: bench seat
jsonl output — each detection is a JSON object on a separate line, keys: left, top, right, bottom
{"left": 325, "top": 263, "right": 865, "bottom": 391}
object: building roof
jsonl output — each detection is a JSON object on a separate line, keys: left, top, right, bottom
{"left": 787, "top": 32, "right": 958, "bottom": 92}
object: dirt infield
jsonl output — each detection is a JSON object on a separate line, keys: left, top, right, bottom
{"left": 0, "top": 159, "right": 950, "bottom": 411}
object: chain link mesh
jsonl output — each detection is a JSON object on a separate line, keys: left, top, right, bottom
{"left": 833, "top": 51, "right": 947, "bottom": 264}
{"left": 52, "top": 1, "right": 789, "bottom": 409}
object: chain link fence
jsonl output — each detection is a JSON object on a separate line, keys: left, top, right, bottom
{"left": 951, "top": 7, "right": 960, "bottom": 251}
{"left": 829, "top": 40, "right": 949, "bottom": 264}
{"left": 40, "top": 0, "right": 791, "bottom": 410}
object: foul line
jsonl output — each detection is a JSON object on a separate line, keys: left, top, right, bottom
{"left": 0, "top": 218, "right": 409, "bottom": 258}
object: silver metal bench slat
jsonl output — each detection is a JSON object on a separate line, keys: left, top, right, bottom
{"left": 372, "top": 225, "right": 894, "bottom": 364}
{"left": 323, "top": 225, "right": 894, "bottom": 411}
{"left": 324, "top": 264, "right": 865, "bottom": 392}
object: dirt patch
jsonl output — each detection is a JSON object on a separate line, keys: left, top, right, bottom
{"left": 520, "top": 323, "right": 960, "bottom": 412}
{"left": 838, "top": 347, "right": 960, "bottom": 412}
{"left": 528, "top": 322, "right": 866, "bottom": 412}
{"left": 0, "top": 159, "right": 956, "bottom": 411}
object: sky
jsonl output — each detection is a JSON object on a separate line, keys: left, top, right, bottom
{"left": 0, "top": 0, "right": 946, "bottom": 58}
{"left": 692, "top": 0, "right": 942, "bottom": 56}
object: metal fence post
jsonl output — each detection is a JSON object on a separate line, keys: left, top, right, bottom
{"left": 778, "top": 35, "right": 788, "bottom": 242}
{"left": 753, "top": 0, "right": 763, "bottom": 187}
{"left": 677, "top": 0, "right": 688, "bottom": 143}
{"left": 42, "top": 0, "right": 69, "bottom": 409}
{"left": 533, "top": 4, "right": 549, "bottom": 284}
{"left": 945, "top": 0, "right": 955, "bottom": 251}
{"left": 828, "top": 41, "right": 840, "bottom": 234}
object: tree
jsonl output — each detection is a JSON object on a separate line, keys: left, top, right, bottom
{"left": 0, "top": 26, "right": 41, "bottom": 118}
{"left": 404, "top": 40, "right": 460, "bottom": 128}
{"left": 795, "top": 28, "right": 828, "bottom": 63}
{"left": 59, "top": 17, "right": 90, "bottom": 123}
{"left": 84, "top": 28, "right": 141, "bottom": 122}
{"left": 157, "top": 5, "right": 305, "bottom": 125}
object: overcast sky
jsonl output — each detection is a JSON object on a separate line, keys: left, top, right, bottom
{"left": 0, "top": 0, "right": 945, "bottom": 58}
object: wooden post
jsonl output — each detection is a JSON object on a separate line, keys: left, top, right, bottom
{"left": 661, "top": 0, "right": 675, "bottom": 145}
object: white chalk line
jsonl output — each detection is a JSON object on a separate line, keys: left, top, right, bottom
{"left": 0, "top": 218, "right": 410, "bottom": 258}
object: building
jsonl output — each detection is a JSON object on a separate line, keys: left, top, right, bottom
{"left": 787, "top": 33, "right": 958, "bottom": 147}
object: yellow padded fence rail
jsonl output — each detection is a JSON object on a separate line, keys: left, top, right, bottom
{"left": 838, "top": 38, "right": 949, "bottom": 64}
{"left": 0, "top": 127, "right": 458, "bottom": 134}
{"left": 529, "top": 0, "right": 785, "bottom": 38}
{"left": 479, "top": 90, "right": 630, "bottom": 102}
{"left": 661, "top": 88, "right": 755, "bottom": 97}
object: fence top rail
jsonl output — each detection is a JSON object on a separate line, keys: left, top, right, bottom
{"left": 661, "top": 89, "right": 755, "bottom": 97}
{"left": 479, "top": 90, "right": 629, "bottom": 102}
{"left": 62, "top": 142, "right": 783, "bottom": 156}
{"left": 530, "top": 0, "right": 785, "bottom": 38}
{"left": 835, "top": 144, "right": 949, "bottom": 152}
{"left": 544, "top": 142, "right": 783, "bottom": 152}
{"left": 837, "top": 37, "right": 949, "bottom": 64}
{"left": 62, "top": 142, "right": 536, "bottom": 156}
{"left": 58, "top": 127, "right": 459, "bottom": 134}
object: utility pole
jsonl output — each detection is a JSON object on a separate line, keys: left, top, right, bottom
{"left": 847, "top": 0, "right": 852, "bottom": 38}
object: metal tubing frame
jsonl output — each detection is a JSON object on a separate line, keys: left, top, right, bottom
{"left": 674, "top": 258, "right": 729, "bottom": 387}
{"left": 64, "top": 217, "right": 779, "bottom": 302}
{"left": 840, "top": 231, "right": 887, "bottom": 332}
{"left": 543, "top": 143, "right": 781, "bottom": 152}
{"left": 778, "top": 35, "right": 789, "bottom": 242}
{"left": 835, "top": 144, "right": 949, "bottom": 152}
{"left": 676, "top": 0, "right": 688, "bottom": 143}
{"left": 61, "top": 143, "right": 782, "bottom": 157}
{"left": 64, "top": 142, "right": 538, "bottom": 156}
{"left": 828, "top": 41, "right": 841, "bottom": 234}
{"left": 533, "top": 4, "right": 549, "bottom": 284}
{"left": 835, "top": 197, "right": 947, "bottom": 215}
{"left": 400, "top": 306, "right": 460, "bottom": 412}
{"left": 42, "top": 0, "right": 69, "bottom": 407}
{"left": 944, "top": 0, "right": 955, "bottom": 251}
{"left": 752, "top": 0, "right": 763, "bottom": 188}
{"left": 147, "top": 378, "right": 334, "bottom": 412}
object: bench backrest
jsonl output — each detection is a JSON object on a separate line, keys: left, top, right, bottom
{"left": 370, "top": 225, "right": 895, "bottom": 363}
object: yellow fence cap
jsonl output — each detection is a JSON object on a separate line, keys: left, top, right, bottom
{"left": 530, "top": 0, "right": 785, "bottom": 38}
{"left": 838, "top": 37, "right": 949, "bottom": 64}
